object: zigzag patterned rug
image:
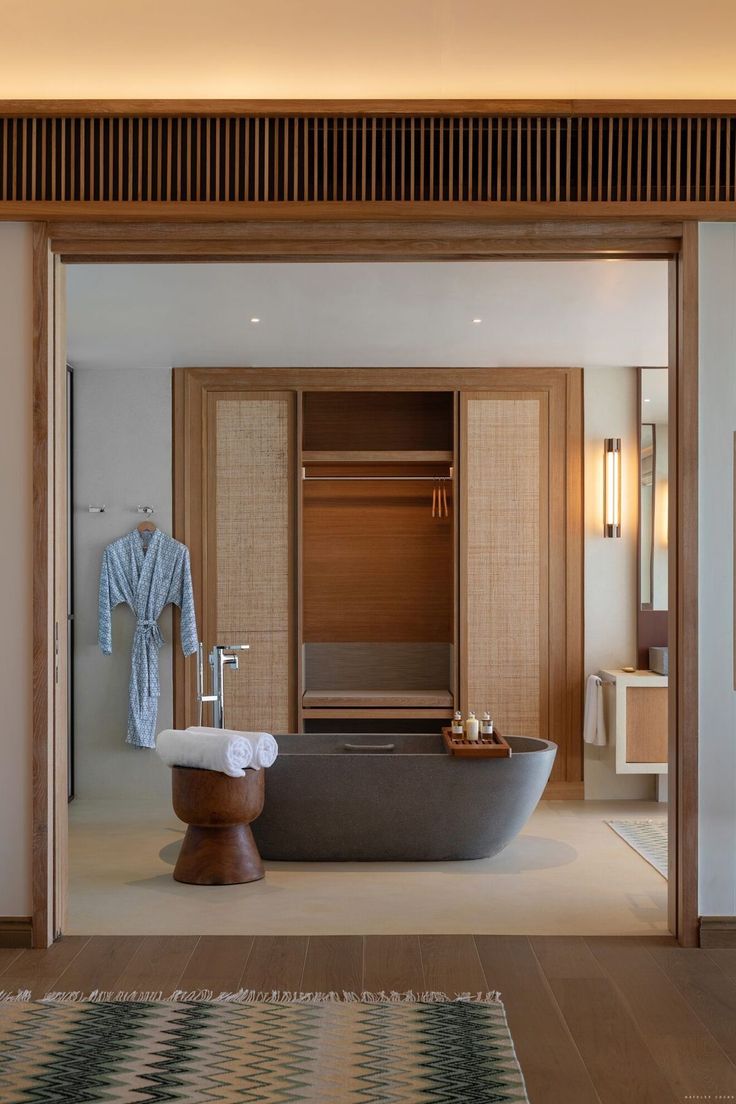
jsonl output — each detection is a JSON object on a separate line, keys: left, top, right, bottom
{"left": 0, "top": 991, "right": 529, "bottom": 1103}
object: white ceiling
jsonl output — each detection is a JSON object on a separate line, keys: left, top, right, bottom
{"left": 66, "top": 260, "right": 669, "bottom": 372}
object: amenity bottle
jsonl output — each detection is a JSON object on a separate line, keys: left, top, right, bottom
{"left": 451, "top": 711, "right": 464, "bottom": 737}
{"left": 481, "top": 712, "right": 494, "bottom": 736}
{"left": 465, "top": 711, "right": 480, "bottom": 741}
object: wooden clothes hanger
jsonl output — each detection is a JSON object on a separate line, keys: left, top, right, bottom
{"left": 136, "top": 506, "right": 157, "bottom": 533}
{"left": 431, "top": 479, "right": 449, "bottom": 519}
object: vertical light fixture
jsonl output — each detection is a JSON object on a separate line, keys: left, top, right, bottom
{"left": 604, "top": 437, "right": 622, "bottom": 538}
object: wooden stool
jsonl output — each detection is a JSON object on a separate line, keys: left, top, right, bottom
{"left": 171, "top": 766, "right": 265, "bottom": 885}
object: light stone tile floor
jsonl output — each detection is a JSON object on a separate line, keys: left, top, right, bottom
{"left": 67, "top": 797, "right": 668, "bottom": 935}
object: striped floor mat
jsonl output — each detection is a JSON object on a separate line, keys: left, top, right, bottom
{"left": 606, "top": 819, "right": 668, "bottom": 878}
{"left": 0, "top": 992, "right": 529, "bottom": 1103}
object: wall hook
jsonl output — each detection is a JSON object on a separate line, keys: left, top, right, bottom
{"left": 137, "top": 505, "right": 155, "bottom": 516}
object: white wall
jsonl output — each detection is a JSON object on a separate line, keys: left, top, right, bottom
{"left": 72, "top": 368, "right": 174, "bottom": 801}
{"left": 699, "top": 224, "right": 736, "bottom": 917}
{"left": 583, "top": 366, "right": 655, "bottom": 801}
{"left": 0, "top": 224, "right": 33, "bottom": 916}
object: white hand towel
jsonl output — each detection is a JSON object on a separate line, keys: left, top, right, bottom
{"left": 187, "top": 727, "right": 279, "bottom": 769}
{"left": 156, "top": 728, "right": 255, "bottom": 777}
{"left": 583, "top": 674, "right": 607, "bottom": 746}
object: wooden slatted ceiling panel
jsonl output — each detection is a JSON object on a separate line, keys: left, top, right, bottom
{"left": 1, "top": 115, "right": 735, "bottom": 203}
{"left": 463, "top": 397, "right": 543, "bottom": 738}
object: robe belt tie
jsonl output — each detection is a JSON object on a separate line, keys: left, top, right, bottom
{"left": 133, "top": 619, "right": 165, "bottom": 699}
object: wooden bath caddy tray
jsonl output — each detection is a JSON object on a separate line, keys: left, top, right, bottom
{"left": 442, "top": 727, "right": 512, "bottom": 758}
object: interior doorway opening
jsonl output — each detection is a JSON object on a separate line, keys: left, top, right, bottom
{"left": 59, "top": 256, "right": 675, "bottom": 938}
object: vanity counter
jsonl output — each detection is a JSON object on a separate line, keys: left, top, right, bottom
{"left": 598, "top": 668, "right": 668, "bottom": 777}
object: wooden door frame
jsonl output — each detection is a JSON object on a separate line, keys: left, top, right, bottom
{"left": 32, "top": 217, "right": 698, "bottom": 947}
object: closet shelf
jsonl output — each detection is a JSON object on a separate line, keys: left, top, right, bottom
{"left": 302, "top": 708, "right": 455, "bottom": 720}
{"left": 302, "top": 689, "right": 454, "bottom": 709}
{"left": 302, "top": 450, "right": 453, "bottom": 463}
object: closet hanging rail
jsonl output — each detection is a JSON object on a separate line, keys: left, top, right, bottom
{"left": 302, "top": 466, "right": 454, "bottom": 482}
{"left": 302, "top": 475, "right": 452, "bottom": 481}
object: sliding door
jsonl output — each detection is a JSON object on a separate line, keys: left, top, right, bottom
{"left": 174, "top": 377, "right": 296, "bottom": 733}
{"left": 460, "top": 375, "right": 582, "bottom": 794}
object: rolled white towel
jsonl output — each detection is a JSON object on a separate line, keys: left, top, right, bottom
{"left": 156, "top": 728, "right": 255, "bottom": 778}
{"left": 187, "top": 727, "right": 279, "bottom": 769}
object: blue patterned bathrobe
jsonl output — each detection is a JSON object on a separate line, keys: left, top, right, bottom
{"left": 98, "top": 529, "right": 198, "bottom": 748}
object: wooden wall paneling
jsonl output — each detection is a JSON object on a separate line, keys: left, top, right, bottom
{"left": 302, "top": 391, "right": 454, "bottom": 452}
{"left": 302, "top": 468, "right": 454, "bottom": 644}
{"left": 303, "top": 643, "right": 452, "bottom": 692}
{"left": 302, "top": 640, "right": 452, "bottom": 688}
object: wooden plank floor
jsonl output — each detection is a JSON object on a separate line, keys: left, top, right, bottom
{"left": 3, "top": 935, "right": 736, "bottom": 1103}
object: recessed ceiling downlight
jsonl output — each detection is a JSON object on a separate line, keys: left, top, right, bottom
{"left": 250, "top": 317, "right": 261, "bottom": 324}
{"left": 472, "top": 318, "right": 482, "bottom": 324}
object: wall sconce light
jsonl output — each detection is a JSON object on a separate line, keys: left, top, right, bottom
{"left": 604, "top": 437, "right": 622, "bottom": 538}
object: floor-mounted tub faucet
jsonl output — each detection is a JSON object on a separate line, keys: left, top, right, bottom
{"left": 196, "top": 642, "right": 250, "bottom": 728}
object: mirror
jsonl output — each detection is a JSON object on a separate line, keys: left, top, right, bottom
{"left": 639, "top": 367, "right": 668, "bottom": 611}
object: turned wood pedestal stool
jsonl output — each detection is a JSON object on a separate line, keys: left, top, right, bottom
{"left": 171, "top": 766, "right": 265, "bottom": 885}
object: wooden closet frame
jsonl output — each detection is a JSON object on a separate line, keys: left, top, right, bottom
{"left": 173, "top": 369, "right": 582, "bottom": 780}
{"left": 24, "top": 138, "right": 698, "bottom": 949}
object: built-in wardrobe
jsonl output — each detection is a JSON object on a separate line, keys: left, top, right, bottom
{"left": 174, "top": 369, "right": 583, "bottom": 796}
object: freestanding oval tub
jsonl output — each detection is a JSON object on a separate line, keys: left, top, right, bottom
{"left": 251, "top": 732, "right": 557, "bottom": 862}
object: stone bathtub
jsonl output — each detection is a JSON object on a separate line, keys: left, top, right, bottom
{"left": 251, "top": 732, "right": 556, "bottom": 862}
